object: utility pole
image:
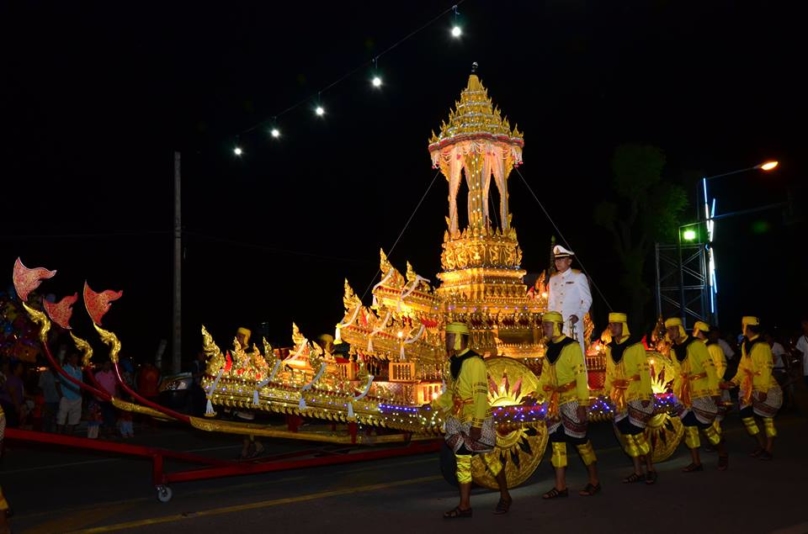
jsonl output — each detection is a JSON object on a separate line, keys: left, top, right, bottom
{"left": 172, "top": 152, "right": 182, "bottom": 374}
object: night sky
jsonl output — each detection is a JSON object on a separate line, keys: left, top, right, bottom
{"left": 3, "top": 1, "right": 804, "bottom": 365}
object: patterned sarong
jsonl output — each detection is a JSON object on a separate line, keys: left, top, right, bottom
{"left": 678, "top": 395, "right": 718, "bottom": 425}
{"left": 547, "top": 400, "right": 587, "bottom": 440}
{"left": 444, "top": 415, "right": 496, "bottom": 454}
{"left": 741, "top": 386, "right": 782, "bottom": 418}
{"left": 615, "top": 398, "right": 655, "bottom": 429}
{"left": 716, "top": 389, "right": 731, "bottom": 421}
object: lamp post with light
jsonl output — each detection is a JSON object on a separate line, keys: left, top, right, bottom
{"left": 676, "top": 160, "right": 780, "bottom": 327}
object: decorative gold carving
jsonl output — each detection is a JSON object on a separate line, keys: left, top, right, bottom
{"left": 111, "top": 397, "right": 172, "bottom": 419}
{"left": 22, "top": 302, "right": 50, "bottom": 345}
{"left": 93, "top": 323, "right": 121, "bottom": 364}
{"left": 472, "top": 357, "right": 546, "bottom": 489}
{"left": 70, "top": 332, "right": 94, "bottom": 368}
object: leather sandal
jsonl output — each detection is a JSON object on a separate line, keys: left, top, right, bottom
{"left": 758, "top": 450, "right": 773, "bottom": 461}
{"left": 622, "top": 472, "right": 644, "bottom": 484}
{"left": 494, "top": 497, "right": 512, "bottom": 515}
{"left": 542, "top": 487, "right": 569, "bottom": 500}
{"left": 443, "top": 506, "right": 473, "bottom": 519}
{"left": 645, "top": 470, "right": 658, "bottom": 485}
{"left": 681, "top": 463, "right": 703, "bottom": 473}
{"left": 749, "top": 446, "right": 764, "bottom": 458}
{"left": 579, "top": 482, "right": 601, "bottom": 496}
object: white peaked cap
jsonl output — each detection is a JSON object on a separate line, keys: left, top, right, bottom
{"left": 553, "top": 245, "right": 575, "bottom": 258}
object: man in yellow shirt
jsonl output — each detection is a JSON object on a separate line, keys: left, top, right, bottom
{"left": 665, "top": 317, "right": 728, "bottom": 471}
{"left": 604, "top": 313, "right": 657, "bottom": 484}
{"left": 693, "top": 322, "right": 729, "bottom": 440}
{"left": 538, "top": 311, "right": 600, "bottom": 499}
{"left": 437, "top": 322, "right": 511, "bottom": 518}
{"left": 721, "top": 316, "right": 782, "bottom": 460}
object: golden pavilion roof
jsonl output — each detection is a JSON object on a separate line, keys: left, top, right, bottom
{"left": 428, "top": 72, "right": 524, "bottom": 149}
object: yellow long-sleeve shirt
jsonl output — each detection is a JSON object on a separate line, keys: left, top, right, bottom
{"left": 434, "top": 349, "right": 489, "bottom": 428}
{"left": 604, "top": 338, "right": 652, "bottom": 404}
{"left": 537, "top": 337, "right": 590, "bottom": 408}
{"left": 702, "top": 340, "right": 727, "bottom": 380}
{"left": 671, "top": 336, "right": 719, "bottom": 405}
{"left": 729, "top": 335, "right": 777, "bottom": 395}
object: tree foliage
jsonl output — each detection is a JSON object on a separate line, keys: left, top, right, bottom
{"left": 594, "top": 144, "right": 688, "bottom": 325}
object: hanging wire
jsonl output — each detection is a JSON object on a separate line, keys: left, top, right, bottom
{"left": 513, "top": 166, "right": 613, "bottom": 312}
{"left": 359, "top": 169, "right": 443, "bottom": 302}
{"left": 238, "top": 0, "right": 468, "bottom": 137}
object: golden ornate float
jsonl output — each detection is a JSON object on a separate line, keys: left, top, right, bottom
{"left": 200, "top": 71, "right": 685, "bottom": 488}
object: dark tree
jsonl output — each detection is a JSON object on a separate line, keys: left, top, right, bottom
{"left": 594, "top": 144, "right": 687, "bottom": 329}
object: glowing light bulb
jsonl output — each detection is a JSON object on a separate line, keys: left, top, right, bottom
{"left": 233, "top": 147, "right": 243, "bottom": 156}
{"left": 759, "top": 161, "right": 778, "bottom": 171}
{"left": 372, "top": 76, "right": 382, "bottom": 87}
{"left": 315, "top": 106, "right": 325, "bottom": 116}
{"left": 451, "top": 26, "right": 462, "bottom": 37}
{"left": 270, "top": 128, "right": 280, "bottom": 138}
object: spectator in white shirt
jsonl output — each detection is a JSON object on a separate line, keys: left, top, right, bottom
{"left": 712, "top": 329, "right": 735, "bottom": 361}
{"left": 796, "top": 318, "right": 808, "bottom": 388}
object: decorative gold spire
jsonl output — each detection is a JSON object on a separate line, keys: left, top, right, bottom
{"left": 428, "top": 72, "right": 523, "bottom": 146}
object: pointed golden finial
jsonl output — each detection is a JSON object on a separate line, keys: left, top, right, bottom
{"left": 380, "top": 248, "right": 392, "bottom": 274}
{"left": 406, "top": 261, "right": 417, "bottom": 282}
{"left": 291, "top": 322, "right": 306, "bottom": 347}
{"left": 343, "top": 279, "right": 361, "bottom": 309}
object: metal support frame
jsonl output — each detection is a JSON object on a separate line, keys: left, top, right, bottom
{"left": 655, "top": 242, "right": 710, "bottom": 328}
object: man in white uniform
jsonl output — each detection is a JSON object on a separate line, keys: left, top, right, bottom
{"left": 547, "top": 245, "right": 592, "bottom": 359}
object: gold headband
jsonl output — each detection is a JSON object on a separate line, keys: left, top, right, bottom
{"left": 664, "top": 317, "right": 682, "bottom": 328}
{"left": 608, "top": 312, "right": 630, "bottom": 338}
{"left": 742, "top": 316, "right": 760, "bottom": 326}
{"left": 693, "top": 321, "right": 710, "bottom": 334}
{"left": 608, "top": 312, "right": 627, "bottom": 323}
{"left": 445, "top": 322, "right": 470, "bottom": 335}
{"left": 543, "top": 311, "right": 564, "bottom": 324}
{"left": 237, "top": 327, "right": 251, "bottom": 337}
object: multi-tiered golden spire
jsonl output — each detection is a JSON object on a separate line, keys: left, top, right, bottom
{"left": 429, "top": 66, "right": 543, "bottom": 355}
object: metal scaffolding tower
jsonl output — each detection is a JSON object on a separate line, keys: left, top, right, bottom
{"left": 654, "top": 242, "right": 711, "bottom": 329}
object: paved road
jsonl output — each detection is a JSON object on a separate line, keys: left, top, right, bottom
{"left": 4, "top": 411, "right": 808, "bottom": 534}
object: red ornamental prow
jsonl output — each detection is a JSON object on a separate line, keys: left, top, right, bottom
{"left": 12, "top": 258, "right": 57, "bottom": 302}
{"left": 43, "top": 293, "right": 79, "bottom": 330}
{"left": 83, "top": 282, "right": 123, "bottom": 326}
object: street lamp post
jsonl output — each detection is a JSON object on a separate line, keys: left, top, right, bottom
{"left": 682, "top": 160, "right": 779, "bottom": 326}
{"left": 677, "top": 221, "right": 701, "bottom": 327}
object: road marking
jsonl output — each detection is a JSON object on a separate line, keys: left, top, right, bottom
{"left": 27, "top": 503, "right": 134, "bottom": 534}
{"left": 71, "top": 475, "right": 442, "bottom": 533}
{"left": 15, "top": 475, "right": 308, "bottom": 521}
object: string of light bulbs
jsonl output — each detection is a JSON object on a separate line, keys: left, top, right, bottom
{"left": 232, "top": 2, "right": 467, "bottom": 156}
